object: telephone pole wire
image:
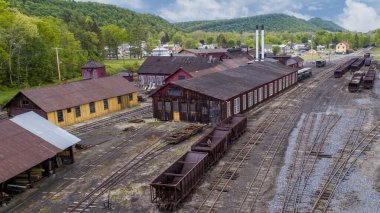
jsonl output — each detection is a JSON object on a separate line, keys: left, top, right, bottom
{"left": 52, "top": 47, "right": 62, "bottom": 81}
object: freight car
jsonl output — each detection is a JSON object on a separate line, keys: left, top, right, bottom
{"left": 348, "top": 71, "right": 364, "bottom": 92}
{"left": 150, "top": 151, "right": 208, "bottom": 210}
{"left": 150, "top": 115, "right": 247, "bottom": 210}
{"left": 334, "top": 58, "right": 358, "bottom": 78}
{"left": 364, "top": 57, "right": 372, "bottom": 66}
{"left": 351, "top": 57, "right": 365, "bottom": 72}
{"left": 363, "top": 72, "right": 376, "bottom": 89}
{"left": 316, "top": 59, "right": 326, "bottom": 68}
{"left": 297, "top": 68, "right": 312, "bottom": 81}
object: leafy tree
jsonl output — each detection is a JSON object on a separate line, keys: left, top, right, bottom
{"left": 101, "top": 24, "right": 127, "bottom": 59}
{"left": 216, "top": 34, "right": 227, "bottom": 48}
{"left": 146, "top": 37, "right": 159, "bottom": 54}
{"left": 227, "top": 39, "right": 236, "bottom": 48}
{"left": 183, "top": 37, "right": 198, "bottom": 49}
{"left": 272, "top": 45, "right": 281, "bottom": 55}
{"left": 354, "top": 34, "right": 359, "bottom": 49}
{"left": 128, "top": 23, "right": 147, "bottom": 59}
{"left": 206, "top": 37, "right": 214, "bottom": 44}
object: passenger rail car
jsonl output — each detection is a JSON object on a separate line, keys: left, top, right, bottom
{"left": 150, "top": 114, "right": 247, "bottom": 210}
{"left": 297, "top": 68, "right": 312, "bottom": 81}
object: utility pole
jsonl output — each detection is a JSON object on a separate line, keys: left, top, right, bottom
{"left": 52, "top": 47, "right": 62, "bottom": 81}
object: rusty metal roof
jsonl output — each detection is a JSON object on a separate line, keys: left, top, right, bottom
{"left": 170, "top": 61, "right": 297, "bottom": 101}
{"left": 81, "top": 61, "right": 105, "bottom": 69}
{"left": 179, "top": 49, "right": 228, "bottom": 54}
{"left": 0, "top": 119, "right": 60, "bottom": 183}
{"left": 138, "top": 56, "right": 220, "bottom": 75}
{"left": 19, "top": 76, "right": 137, "bottom": 113}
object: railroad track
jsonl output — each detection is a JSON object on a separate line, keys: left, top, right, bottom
{"left": 66, "top": 105, "right": 152, "bottom": 135}
{"left": 195, "top": 60, "right": 341, "bottom": 213}
{"left": 309, "top": 114, "right": 379, "bottom": 213}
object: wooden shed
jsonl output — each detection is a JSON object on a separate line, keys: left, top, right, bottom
{"left": 3, "top": 76, "right": 138, "bottom": 127}
{"left": 151, "top": 61, "right": 298, "bottom": 124}
{"left": 81, "top": 61, "right": 106, "bottom": 80}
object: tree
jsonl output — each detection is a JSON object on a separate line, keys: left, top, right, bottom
{"left": 146, "top": 37, "right": 159, "bottom": 54}
{"left": 216, "top": 34, "right": 227, "bottom": 48}
{"left": 227, "top": 39, "right": 236, "bottom": 48}
{"left": 354, "top": 34, "right": 359, "bottom": 49}
{"left": 183, "top": 37, "right": 198, "bottom": 49}
{"left": 101, "top": 24, "right": 127, "bottom": 59}
{"left": 272, "top": 45, "right": 281, "bottom": 55}
{"left": 206, "top": 37, "right": 214, "bottom": 45}
{"left": 128, "top": 23, "right": 147, "bottom": 59}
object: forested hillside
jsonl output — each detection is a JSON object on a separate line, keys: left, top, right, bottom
{"left": 175, "top": 14, "right": 345, "bottom": 33}
{"left": 0, "top": 0, "right": 177, "bottom": 89}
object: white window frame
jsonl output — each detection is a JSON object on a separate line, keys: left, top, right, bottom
{"left": 279, "top": 79, "right": 283, "bottom": 91}
{"left": 274, "top": 81, "right": 277, "bottom": 94}
{"left": 269, "top": 82, "right": 273, "bottom": 96}
{"left": 254, "top": 89, "right": 258, "bottom": 104}
{"left": 248, "top": 91, "right": 253, "bottom": 107}
{"left": 259, "top": 87, "right": 263, "bottom": 102}
{"left": 264, "top": 85, "right": 268, "bottom": 99}
{"left": 243, "top": 94, "right": 247, "bottom": 111}
{"left": 234, "top": 97, "right": 240, "bottom": 114}
{"left": 226, "top": 101, "right": 231, "bottom": 118}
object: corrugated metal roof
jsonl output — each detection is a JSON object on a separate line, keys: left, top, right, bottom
{"left": 81, "top": 61, "right": 105, "bottom": 69}
{"left": 170, "top": 61, "right": 297, "bottom": 101}
{"left": 11, "top": 112, "right": 81, "bottom": 150}
{"left": 0, "top": 119, "right": 60, "bottom": 183}
{"left": 19, "top": 76, "right": 137, "bottom": 112}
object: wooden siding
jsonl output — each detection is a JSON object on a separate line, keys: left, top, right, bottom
{"left": 47, "top": 92, "right": 138, "bottom": 127}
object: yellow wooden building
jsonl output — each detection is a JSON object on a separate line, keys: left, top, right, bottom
{"left": 4, "top": 76, "right": 138, "bottom": 127}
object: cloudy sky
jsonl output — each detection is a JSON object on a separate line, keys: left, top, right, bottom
{"left": 79, "top": 0, "right": 380, "bottom": 32}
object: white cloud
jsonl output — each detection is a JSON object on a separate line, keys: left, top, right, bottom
{"left": 308, "top": 5, "right": 321, "bottom": 11}
{"left": 284, "top": 11, "right": 312, "bottom": 20}
{"left": 338, "top": 0, "right": 380, "bottom": 32}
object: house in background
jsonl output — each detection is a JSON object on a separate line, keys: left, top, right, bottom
{"left": 81, "top": 61, "right": 106, "bottom": 80}
{"left": 178, "top": 48, "right": 228, "bottom": 59}
{"left": 336, "top": 41, "right": 349, "bottom": 54}
{"left": 286, "top": 56, "right": 304, "bottom": 68}
{"left": 3, "top": 76, "right": 138, "bottom": 127}
{"left": 293, "top": 43, "right": 306, "bottom": 51}
{"left": 151, "top": 46, "right": 170, "bottom": 56}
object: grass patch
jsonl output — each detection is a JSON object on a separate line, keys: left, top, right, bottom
{"left": 104, "top": 59, "right": 144, "bottom": 75}
{"left": 301, "top": 54, "right": 336, "bottom": 61}
{"left": 0, "top": 88, "right": 19, "bottom": 107}
{"left": 370, "top": 47, "right": 380, "bottom": 55}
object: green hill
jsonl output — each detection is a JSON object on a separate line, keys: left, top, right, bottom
{"left": 9, "top": 0, "right": 177, "bottom": 34}
{"left": 175, "top": 14, "right": 345, "bottom": 33}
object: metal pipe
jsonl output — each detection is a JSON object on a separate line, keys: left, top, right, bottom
{"left": 256, "top": 25, "right": 259, "bottom": 61}
{"left": 261, "top": 25, "right": 265, "bottom": 61}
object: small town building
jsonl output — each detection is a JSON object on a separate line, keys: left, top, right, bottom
{"left": 293, "top": 43, "right": 306, "bottom": 50}
{"left": 336, "top": 41, "right": 349, "bottom": 54}
{"left": 81, "top": 61, "right": 106, "bottom": 80}
{"left": 151, "top": 61, "right": 298, "bottom": 124}
{"left": 3, "top": 76, "right": 138, "bottom": 127}
{"left": 151, "top": 46, "right": 170, "bottom": 56}
{"left": 286, "top": 56, "right": 304, "bottom": 68}
{"left": 0, "top": 112, "right": 80, "bottom": 204}
{"left": 115, "top": 70, "right": 134, "bottom": 82}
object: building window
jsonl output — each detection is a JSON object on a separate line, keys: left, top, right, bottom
{"left": 178, "top": 75, "right": 186, "bottom": 80}
{"left": 269, "top": 83, "right": 273, "bottom": 96}
{"left": 248, "top": 91, "right": 253, "bottom": 107}
{"left": 254, "top": 90, "right": 258, "bottom": 104}
{"left": 168, "top": 88, "right": 182, "bottom": 96}
{"left": 22, "top": 100, "right": 30, "bottom": 107}
{"left": 67, "top": 108, "right": 72, "bottom": 113}
{"left": 57, "top": 110, "right": 64, "bottom": 123}
{"left": 129, "top": 93, "right": 133, "bottom": 101}
{"left": 279, "top": 79, "right": 283, "bottom": 91}
{"left": 234, "top": 97, "right": 240, "bottom": 114}
{"left": 243, "top": 94, "right": 247, "bottom": 110}
{"left": 264, "top": 85, "right": 268, "bottom": 99}
{"left": 286, "top": 76, "right": 289, "bottom": 88}
{"left": 274, "top": 81, "right": 277, "bottom": 93}
{"left": 89, "top": 102, "right": 96, "bottom": 113}
{"left": 259, "top": 87, "right": 263, "bottom": 102}
{"left": 117, "top": 96, "right": 122, "bottom": 104}
{"left": 226, "top": 101, "right": 231, "bottom": 117}
{"left": 75, "top": 106, "right": 81, "bottom": 117}
{"left": 103, "top": 99, "right": 109, "bottom": 110}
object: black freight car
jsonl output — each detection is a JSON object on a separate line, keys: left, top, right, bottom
{"left": 363, "top": 72, "right": 376, "bottom": 89}
{"left": 348, "top": 71, "right": 364, "bottom": 92}
{"left": 351, "top": 57, "right": 365, "bottom": 72}
{"left": 218, "top": 114, "right": 247, "bottom": 141}
{"left": 316, "top": 59, "right": 326, "bottom": 68}
{"left": 364, "top": 57, "right": 372, "bottom": 66}
{"left": 150, "top": 151, "right": 208, "bottom": 210}
{"left": 334, "top": 58, "right": 358, "bottom": 78}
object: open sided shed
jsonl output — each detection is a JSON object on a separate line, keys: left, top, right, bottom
{"left": 0, "top": 112, "right": 80, "bottom": 204}
{"left": 151, "top": 61, "right": 298, "bottom": 123}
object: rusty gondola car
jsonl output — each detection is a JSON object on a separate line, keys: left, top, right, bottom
{"left": 150, "top": 115, "right": 247, "bottom": 210}
{"left": 334, "top": 58, "right": 358, "bottom": 78}
{"left": 150, "top": 151, "right": 208, "bottom": 210}
{"left": 348, "top": 71, "right": 364, "bottom": 92}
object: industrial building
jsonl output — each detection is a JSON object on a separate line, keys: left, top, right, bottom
{"left": 0, "top": 112, "right": 80, "bottom": 204}
{"left": 151, "top": 61, "right": 298, "bottom": 123}
{"left": 3, "top": 76, "right": 138, "bottom": 127}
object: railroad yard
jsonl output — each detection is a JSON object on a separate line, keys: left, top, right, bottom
{"left": 1, "top": 52, "right": 379, "bottom": 213}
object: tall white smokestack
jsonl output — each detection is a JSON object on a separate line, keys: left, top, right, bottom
{"left": 261, "top": 25, "right": 265, "bottom": 61}
{"left": 255, "top": 25, "right": 259, "bottom": 61}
